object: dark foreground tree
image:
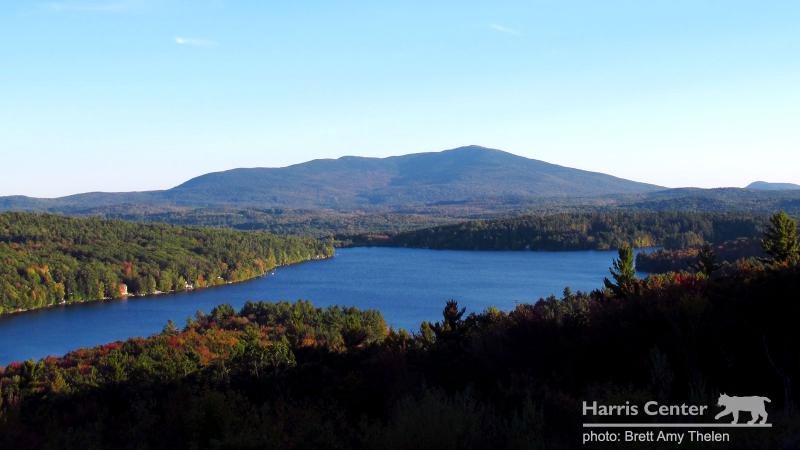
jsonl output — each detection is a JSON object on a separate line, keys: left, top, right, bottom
{"left": 762, "top": 211, "right": 799, "bottom": 265}
{"left": 694, "top": 244, "right": 719, "bottom": 277}
{"left": 604, "top": 243, "right": 636, "bottom": 297}
{"left": 433, "top": 299, "right": 466, "bottom": 338}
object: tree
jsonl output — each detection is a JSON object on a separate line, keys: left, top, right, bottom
{"left": 762, "top": 211, "right": 799, "bottom": 265}
{"left": 342, "top": 323, "right": 370, "bottom": 349}
{"left": 163, "top": 319, "right": 178, "bottom": 335}
{"left": 239, "top": 327, "right": 296, "bottom": 378}
{"left": 175, "top": 275, "right": 187, "bottom": 292}
{"left": 604, "top": 244, "right": 636, "bottom": 297}
{"left": 145, "top": 275, "right": 157, "bottom": 294}
{"left": 433, "top": 300, "right": 466, "bottom": 338}
{"left": 158, "top": 271, "right": 174, "bottom": 292}
{"left": 211, "top": 303, "right": 235, "bottom": 323}
{"left": 418, "top": 321, "right": 436, "bottom": 347}
{"left": 693, "top": 244, "right": 719, "bottom": 277}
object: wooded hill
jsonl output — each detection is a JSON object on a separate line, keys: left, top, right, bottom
{"left": 342, "top": 211, "right": 769, "bottom": 251}
{"left": 0, "top": 213, "right": 333, "bottom": 315}
{"left": 0, "top": 146, "right": 661, "bottom": 212}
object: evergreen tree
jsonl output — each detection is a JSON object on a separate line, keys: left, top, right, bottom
{"left": 604, "top": 244, "right": 636, "bottom": 297}
{"left": 762, "top": 211, "right": 799, "bottom": 265}
{"left": 163, "top": 319, "right": 178, "bottom": 335}
{"left": 694, "top": 244, "right": 719, "bottom": 276}
{"left": 211, "top": 303, "right": 235, "bottom": 323}
{"left": 433, "top": 300, "right": 466, "bottom": 338}
{"left": 342, "top": 322, "right": 370, "bottom": 349}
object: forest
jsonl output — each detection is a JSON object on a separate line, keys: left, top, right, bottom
{"left": 635, "top": 211, "right": 799, "bottom": 273}
{"left": 101, "top": 206, "right": 460, "bottom": 237}
{"left": 342, "top": 211, "right": 769, "bottom": 251}
{"left": 635, "top": 237, "right": 764, "bottom": 273}
{"left": 0, "top": 212, "right": 333, "bottom": 315}
{"left": 1, "top": 213, "right": 798, "bottom": 449}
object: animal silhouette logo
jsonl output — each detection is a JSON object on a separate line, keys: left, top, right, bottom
{"left": 714, "top": 393, "right": 770, "bottom": 424}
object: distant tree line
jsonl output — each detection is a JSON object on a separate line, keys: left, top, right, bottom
{"left": 344, "top": 211, "right": 768, "bottom": 251}
{"left": 0, "top": 212, "right": 333, "bottom": 314}
{"left": 98, "top": 206, "right": 458, "bottom": 237}
{"left": 635, "top": 238, "right": 764, "bottom": 273}
{"left": 637, "top": 211, "right": 799, "bottom": 273}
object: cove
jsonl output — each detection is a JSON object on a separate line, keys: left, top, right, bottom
{"left": 0, "top": 247, "right": 650, "bottom": 365}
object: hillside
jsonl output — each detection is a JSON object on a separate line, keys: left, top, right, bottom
{"left": 0, "top": 212, "right": 333, "bottom": 314}
{"left": 164, "top": 145, "right": 661, "bottom": 207}
{"left": 0, "top": 146, "right": 661, "bottom": 212}
{"left": 746, "top": 181, "right": 800, "bottom": 191}
{"left": 619, "top": 187, "right": 800, "bottom": 214}
{"left": 5, "top": 148, "right": 800, "bottom": 233}
{"left": 342, "top": 211, "right": 768, "bottom": 251}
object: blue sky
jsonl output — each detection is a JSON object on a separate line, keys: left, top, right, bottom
{"left": 2, "top": 1, "right": 799, "bottom": 197}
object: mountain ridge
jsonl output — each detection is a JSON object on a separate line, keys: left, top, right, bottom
{"left": 746, "top": 181, "right": 800, "bottom": 191}
{"left": 164, "top": 145, "right": 663, "bottom": 207}
{"left": 1, "top": 146, "right": 663, "bottom": 211}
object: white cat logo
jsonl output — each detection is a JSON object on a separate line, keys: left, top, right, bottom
{"left": 714, "top": 393, "right": 771, "bottom": 424}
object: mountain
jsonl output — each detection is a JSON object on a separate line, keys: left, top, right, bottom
{"left": 0, "top": 146, "right": 662, "bottom": 211}
{"left": 746, "top": 181, "right": 800, "bottom": 191}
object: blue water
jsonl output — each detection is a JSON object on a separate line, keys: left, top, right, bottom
{"left": 0, "top": 247, "right": 647, "bottom": 365}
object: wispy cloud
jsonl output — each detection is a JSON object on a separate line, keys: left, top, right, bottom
{"left": 41, "top": 1, "right": 136, "bottom": 12}
{"left": 489, "top": 23, "right": 521, "bottom": 36}
{"left": 174, "top": 36, "right": 218, "bottom": 48}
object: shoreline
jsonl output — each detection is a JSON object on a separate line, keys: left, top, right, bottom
{"left": 341, "top": 243, "right": 662, "bottom": 253}
{"left": 0, "top": 252, "right": 334, "bottom": 319}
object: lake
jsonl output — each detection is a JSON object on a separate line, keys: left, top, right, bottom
{"left": 0, "top": 247, "right": 650, "bottom": 365}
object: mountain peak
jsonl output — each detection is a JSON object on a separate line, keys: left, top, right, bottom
{"left": 746, "top": 181, "right": 800, "bottom": 191}
{"left": 162, "top": 146, "right": 661, "bottom": 208}
{"left": 0, "top": 146, "right": 664, "bottom": 211}
{"left": 439, "top": 145, "right": 514, "bottom": 157}
{"left": 445, "top": 144, "right": 499, "bottom": 152}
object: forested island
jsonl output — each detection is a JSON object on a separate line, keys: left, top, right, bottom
{"left": 342, "top": 211, "right": 768, "bottom": 251}
{"left": 0, "top": 213, "right": 333, "bottom": 315}
{"left": 1, "top": 228, "right": 798, "bottom": 448}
